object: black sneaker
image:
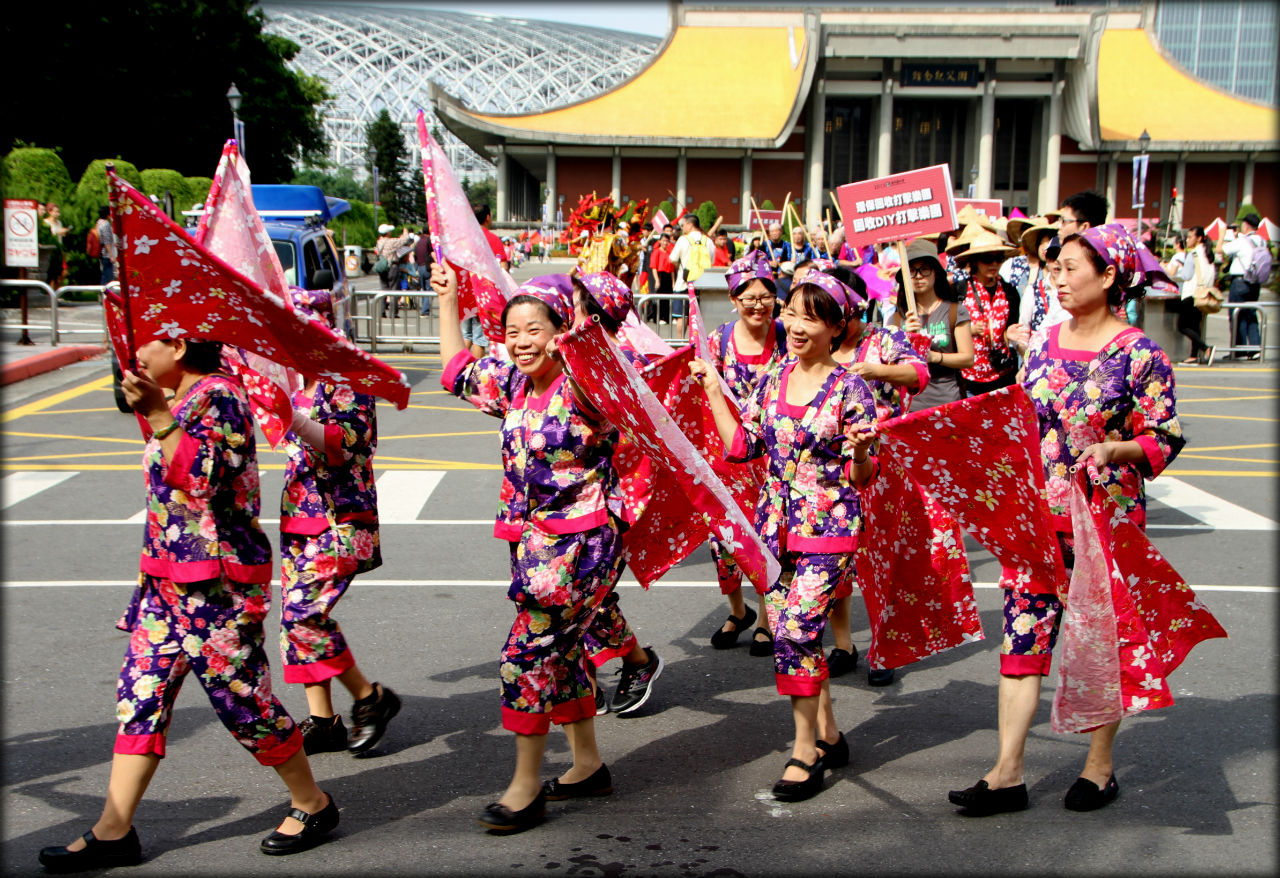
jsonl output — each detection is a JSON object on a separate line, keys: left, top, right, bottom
{"left": 348, "top": 683, "right": 401, "bottom": 754}
{"left": 610, "top": 647, "right": 664, "bottom": 716}
{"left": 827, "top": 647, "right": 858, "bottom": 678}
{"left": 299, "top": 715, "right": 349, "bottom": 755}
{"left": 867, "top": 667, "right": 896, "bottom": 686}
{"left": 594, "top": 684, "right": 610, "bottom": 716}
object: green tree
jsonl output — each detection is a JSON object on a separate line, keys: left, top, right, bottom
{"left": 657, "top": 199, "right": 675, "bottom": 222}
{"left": 64, "top": 159, "right": 145, "bottom": 233}
{"left": 11, "top": 2, "right": 330, "bottom": 184}
{"left": 140, "top": 169, "right": 192, "bottom": 217}
{"left": 184, "top": 177, "right": 214, "bottom": 211}
{"left": 365, "top": 110, "right": 410, "bottom": 224}
{"left": 760, "top": 199, "right": 776, "bottom": 210}
{"left": 292, "top": 166, "right": 371, "bottom": 203}
{"left": 1236, "top": 203, "right": 1261, "bottom": 223}
{"left": 461, "top": 176, "right": 497, "bottom": 215}
{"left": 696, "top": 200, "right": 718, "bottom": 233}
{"left": 2, "top": 147, "right": 74, "bottom": 207}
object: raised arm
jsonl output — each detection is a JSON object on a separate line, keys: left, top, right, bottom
{"left": 431, "top": 261, "right": 466, "bottom": 367}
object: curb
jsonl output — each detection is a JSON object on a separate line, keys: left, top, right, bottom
{"left": 1, "top": 344, "right": 107, "bottom": 386}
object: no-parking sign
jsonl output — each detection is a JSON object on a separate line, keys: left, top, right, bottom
{"left": 5, "top": 199, "right": 39, "bottom": 268}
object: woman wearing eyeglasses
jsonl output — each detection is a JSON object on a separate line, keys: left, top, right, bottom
{"left": 704, "top": 253, "right": 790, "bottom": 655}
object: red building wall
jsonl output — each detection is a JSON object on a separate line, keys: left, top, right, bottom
{"left": 1182, "top": 163, "right": 1232, "bottom": 226}
{"left": 555, "top": 157, "right": 611, "bottom": 207}
{"left": 686, "top": 158, "right": 742, "bottom": 223}
{"left": 620, "top": 158, "right": 676, "bottom": 210}
{"left": 1248, "top": 162, "right": 1278, "bottom": 220}
{"left": 1058, "top": 162, "right": 1101, "bottom": 206}
{"left": 752, "top": 160, "right": 806, "bottom": 219}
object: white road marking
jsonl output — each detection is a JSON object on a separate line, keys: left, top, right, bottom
{"left": 1, "top": 471, "right": 77, "bottom": 509}
{"left": 375, "top": 469, "right": 445, "bottom": 523}
{"left": 1146, "top": 477, "right": 1277, "bottom": 531}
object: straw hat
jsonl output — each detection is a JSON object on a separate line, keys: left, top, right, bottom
{"left": 1018, "top": 219, "right": 1060, "bottom": 255}
{"left": 952, "top": 229, "right": 1018, "bottom": 266}
{"left": 954, "top": 204, "right": 998, "bottom": 233}
{"left": 1004, "top": 215, "right": 1041, "bottom": 243}
{"left": 944, "top": 222, "right": 988, "bottom": 256}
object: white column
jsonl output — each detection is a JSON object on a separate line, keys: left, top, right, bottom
{"left": 1041, "top": 78, "right": 1063, "bottom": 215}
{"left": 494, "top": 145, "right": 509, "bottom": 222}
{"left": 1174, "top": 154, "right": 1187, "bottom": 231}
{"left": 611, "top": 147, "right": 622, "bottom": 205}
{"left": 805, "top": 82, "right": 826, "bottom": 226}
{"left": 977, "top": 76, "right": 996, "bottom": 199}
{"left": 876, "top": 77, "right": 894, "bottom": 177}
{"left": 1242, "top": 153, "right": 1256, "bottom": 205}
{"left": 1105, "top": 156, "right": 1118, "bottom": 221}
{"left": 544, "top": 145, "right": 556, "bottom": 226}
{"left": 676, "top": 149, "right": 687, "bottom": 212}
{"left": 740, "top": 150, "right": 753, "bottom": 225}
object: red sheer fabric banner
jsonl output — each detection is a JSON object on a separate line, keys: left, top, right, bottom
{"left": 557, "top": 321, "right": 779, "bottom": 591}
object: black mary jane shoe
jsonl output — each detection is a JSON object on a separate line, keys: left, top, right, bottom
{"left": 542, "top": 763, "right": 613, "bottom": 801}
{"left": 710, "top": 606, "right": 757, "bottom": 649}
{"left": 771, "top": 758, "right": 826, "bottom": 802}
{"left": 815, "top": 733, "right": 849, "bottom": 770}
{"left": 1064, "top": 775, "right": 1119, "bottom": 812}
{"left": 259, "top": 793, "right": 340, "bottom": 855}
{"left": 38, "top": 827, "right": 142, "bottom": 873}
{"left": 478, "top": 791, "right": 547, "bottom": 834}
{"left": 748, "top": 627, "right": 775, "bottom": 657}
{"left": 947, "top": 779, "right": 1028, "bottom": 816}
{"left": 827, "top": 647, "right": 858, "bottom": 678}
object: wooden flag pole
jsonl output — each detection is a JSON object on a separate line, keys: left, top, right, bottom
{"left": 787, "top": 201, "right": 813, "bottom": 246}
{"left": 829, "top": 190, "right": 843, "bottom": 220}
{"left": 895, "top": 239, "right": 917, "bottom": 315}
{"left": 750, "top": 196, "right": 777, "bottom": 261}
{"left": 105, "top": 162, "right": 138, "bottom": 372}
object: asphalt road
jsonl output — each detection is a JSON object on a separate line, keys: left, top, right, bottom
{"left": 1, "top": 293, "right": 1276, "bottom": 876}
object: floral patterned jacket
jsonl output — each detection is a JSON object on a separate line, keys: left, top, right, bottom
{"left": 727, "top": 361, "right": 877, "bottom": 555}
{"left": 139, "top": 374, "right": 272, "bottom": 584}
{"left": 443, "top": 350, "right": 618, "bottom": 540}
{"left": 842, "top": 323, "right": 930, "bottom": 421}
{"left": 1024, "top": 323, "right": 1185, "bottom": 531}
{"left": 709, "top": 318, "right": 789, "bottom": 401}
{"left": 281, "top": 382, "right": 381, "bottom": 574}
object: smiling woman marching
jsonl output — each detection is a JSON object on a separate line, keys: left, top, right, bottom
{"left": 691, "top": 271, "right": 877, "bottom": 802}
{"left": 38, "top": 335, "right": 337, "bottom": 873}
{"left": 433, "top": 263, "right": 622, "bottom": 833}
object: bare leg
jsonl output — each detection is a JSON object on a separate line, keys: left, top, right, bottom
{"left": 981, "top": 673, "right": 1043, "bottom": 789}
{"left": 815, "top": 680, "right": 839, "bottom": 745}
{"left": 781, "top": 694, "right": 821, "bottom": 781}
{"left": 335, "top": 664, "right": 374, "bottom": 703}
{"left": 271, "top": 747, "right": 330, "bottom": 834}
{"left": 722, "top": 586, "right": 747, "bottom": 632}
{"left": 303, "top": 680, "right": 335, "bottom": 718}
{"left": 559, "top": 716, "right": 604, "bottom": 783}
{"left": 620, "top": 642, "right": 649, "bottom": 666}
{"left": 65, "top": 753, "right": 161, "bottom": 850}
{"left": 1080, "top": 720, "right": 1120, "bottom": 786}
{"left": 829, "top": 595, "right": 853, "bottom": 653}
{"left": 498, "top": 732, "right": 547, "bottom": 811}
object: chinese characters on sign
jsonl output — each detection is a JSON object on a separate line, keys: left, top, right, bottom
{"left": 836, "top": 164, "right": 959, "bottom": 250}
{"left": 954, "top": 198, "right": 1004, "bottom": 217}
{"left": 901, "top": 63, "right": 980, "bottom": 87}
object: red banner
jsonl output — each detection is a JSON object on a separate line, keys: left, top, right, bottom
{"left": 837, "top": 164, "right": 958, "bottom": 250}
{"left": 557, "top": 322, "right": 778, "bottom": 591}
{"left": 747, "top": 209, "right": 783, "bottom": 232}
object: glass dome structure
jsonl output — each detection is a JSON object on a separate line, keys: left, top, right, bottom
{"left": 260, "top": 1, "right": 662, "bottom": 178}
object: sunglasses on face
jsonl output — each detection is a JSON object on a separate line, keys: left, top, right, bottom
{"left": 973, "top": 253, "right": 1004, "bottom": 265}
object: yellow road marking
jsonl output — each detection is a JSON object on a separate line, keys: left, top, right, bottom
{"left": 1166, "top": 469, "right": 1276, "bottom": 476}
{"left": 28, "top": 407, "right": 120, "bottom": 415}
{"left": 1, "top": 376, "right": 113, "bottom": 424}
{"left": 1189, "top": 443, "right": 1276, "bottom": 451}
{"left": 406, "top": 404, "right": 480, "bottom": 413}
{"left": 1177, "top": 453, "right": 1276, "bottom": 463}
{"left": 1178, "top": 394, "right": 1278, "bottom": 403}
{"left": 411, "top": 390, "right": 452, "bottom": 396}
{"left": 1176, "top": 383, "right": 1278, "bottom": 390}
{"left": 1179, "top": 413, "right": 1276, "bottom": 422}
{"left": 3, "top": 450, "right": 143, "bottom": 462}
{"left": 2, "top": 430, "right": 144, "bottom": 446}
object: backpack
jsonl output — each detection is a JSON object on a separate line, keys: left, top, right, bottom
{"left": 1243, "top": 234, "right": 1272, "bottom": 285}
{"left": 684, "top": 234, "right": 713, "bottom": 283}
{"left": 85, "top": 224, "right": 102, "bottom": 258}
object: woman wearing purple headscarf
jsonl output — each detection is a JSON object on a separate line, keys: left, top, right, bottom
{"left": 948, "top": 224, "right": 1184, "bottom": 817}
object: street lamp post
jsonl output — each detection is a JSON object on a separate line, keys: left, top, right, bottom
{"left": 227, "top": 83, "right": 244, "bottom": 157}
{"left": 1136, "top": 128, "right": 1151, "bottom": 243}
{"left": 968, "top": 166, "right": 978, "bottom": 199}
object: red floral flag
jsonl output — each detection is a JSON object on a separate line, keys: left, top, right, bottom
{"left": 1051, "top": 470, "right": 1227, "bottom": 733}
{"left": 417, "top": 111, "right": 514, "bottom": 346}
{"left": 875, "top": 384, "right": 1068, "bottom": 596}
{"left": 855, "top": 450, "right": 982, "bottom": 670}
{"left": 193, "top": 140, "right": 302, "bottom": 447}
{"left": 107, "top": 167, "right": 410, "bottom": 412}
{"left": 557, "top": 322, "right": 779, "bottom": 591}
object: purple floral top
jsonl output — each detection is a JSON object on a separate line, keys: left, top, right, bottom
{"left": 1023, "top": 324, "right": 1185, "bottom": 531}
{"left": 443, "top": 350, "right": 618, "bottom": 540}
{"left": 708, "top": 318, "right": 788, "bottom": 400}
{"left": 839, "top": 324, "right": 930, "bottom": 421}
{"left": 139, "top": 374, "right": 272, "bottom": 584}
{"left": 281, "top": 382, "right": 381, "bottom": 573}
{"left": 727, "top": 361, "right": 877, "bottom": 555}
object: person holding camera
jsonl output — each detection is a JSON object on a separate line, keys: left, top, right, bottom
{"left": 952, "top": 229, "right": 1021, "bottom": 393}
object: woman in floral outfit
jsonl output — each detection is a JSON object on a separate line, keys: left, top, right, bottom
{"left": 278, "top": 288, "right": 400, "bottom": 757}
{"left": 705, "top": 252, "right": 790, "bottom": 653}
{"left": 434, "top": 262, "right": 622, "bottom": 833}
{"left": 692, "top": 270, "right": 877, "bottom": 803}
{"left": 39, "top": 336, "right": 337, "bottom": 872}
{"left": 948, "top": 224, "right": 1184, "bottom": 816}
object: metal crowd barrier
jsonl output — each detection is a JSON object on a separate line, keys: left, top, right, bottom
{"left": 357, "top": 289, "right": 441, "bottom": 352}
{"left": 0, "top": 279, "right": 115, "bottom": 345}
{"left": 1218, "top": 300, "right": 1277, "bottom": 362}
{"left": 634, "top": 292, "right": 694, "bottom": 343}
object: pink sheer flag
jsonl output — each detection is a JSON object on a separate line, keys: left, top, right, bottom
{"left": 417, "top": 110, "right": 515, "bottom": 345}
{"left": 1051, "top": 469, "right": 1227, "bottom": 733}
{"left": 194, "top": 140, "right": 302, "bottom": 447}
{"left": 876, "top": 384, "right": 1067, "bottom": 597}
{"left": 855, "top": 451, "right": 981, "bottom": 670}
{"left": 106, "top": 167, "right": 410, "bottom": 432}
{"left": 617, "top": 310, "right": 674, "bottom": 360}
{"left": 557, "top": 322, "right": 779, "bottom": 591}
{"left": 1008, "top": 207, "right": 1028, "bottom": 219}
{"left": 857, "top": 262, "right": 895, "bottom": 301}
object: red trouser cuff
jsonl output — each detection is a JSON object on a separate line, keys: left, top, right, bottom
{"left": 1000, "top": 653, "right": 1054, "bottom": 676}
{"left": 282, "top": 648, "right": 355, "bottom": 684}
{"left": 587, "top": 637, "right": 638, "bottom": 668}
{"left": 776, "top": 672, "right": 826, "bottom": 697}
{"left": 115, "top": 732, "right": 166, "bottom": 758}
{"left": 502, "top": 706, "right": 552, "bottom": 735}
{"left": 254, "top": 728, "right": 304, "bottom": 766}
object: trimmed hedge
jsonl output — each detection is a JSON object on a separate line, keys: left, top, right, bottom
{"left": 65, "top": 159, "right": 144, "bottom": 234}
{"left": 328, "top": 199, "right": 378, "bottom": 249}
{"left": 2, "top": 147, "right": 74, "bottom": 207}
{"left": 184, "top": 176, "right": 213, "bottom": 211}
{"left": 140, "top": 169, "right": 191, "bottom": 216}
